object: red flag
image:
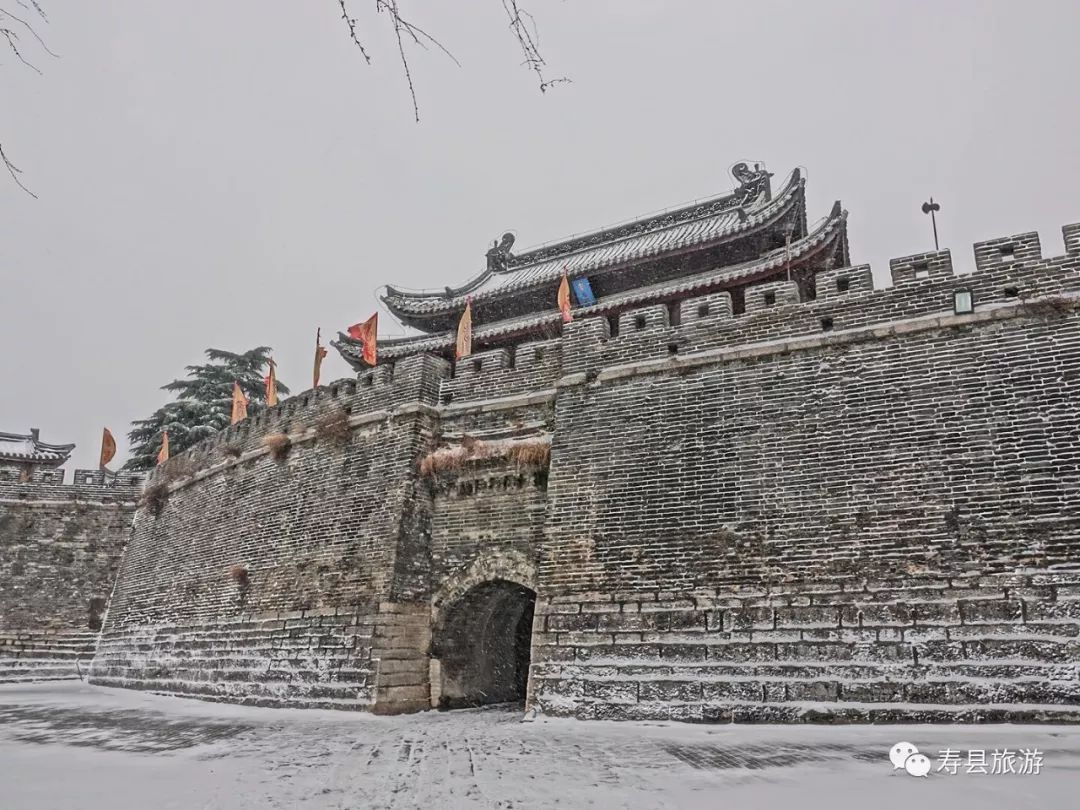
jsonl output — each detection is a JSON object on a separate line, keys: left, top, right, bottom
{"left": 156, "top": 431, "right": 169, "bottom": 465}
{"left": 455, "top": 298, "right": 473, "bottom": 360}
{"left": 231, "top": 382, "right": 249, "bottom": 425}
{"left": 558, "top": 269, "right": 572, "bottom": 323}
{"left": 313, "top": 328, "right": 328, "bottom": 388}
{"left": 348, "top": 313, "right": 378, "bottom": 366}
{"left": 99, "top": 428, "right": 117, "bottom": 469}
{"left": 264, "top": 358, "right": 279, "bottom": 407}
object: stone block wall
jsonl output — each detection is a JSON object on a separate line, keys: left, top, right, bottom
{"left": 88, "top": 220, "right": 1080, "bottom": 722}
{"left": 535, "top": 223, "right": 1080, "bottom": 721}
{"left": 531, "top": 572, "right": 1080, "bottom": 722}
{"left": 91, "top": 356, "right": 444, "bottom": 712}
{"left": 0, "top": 471, "right": 139, "bottom": 682}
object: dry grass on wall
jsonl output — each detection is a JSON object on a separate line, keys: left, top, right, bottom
{"left": 228, "top": 564, "right": 249, "bottom": 586}
{"left": 419, "top": 436, "right": 551, "bottom": 477}
{"left": 221, "top": 443, "right": 243, "bottom": 459}
{"left": 420, "top": 443, "right": 480, "bottom": 476}
{"left": 139, "top": 455, "right": 203, "bottom": 517}
{"left": 263, "top": 433, "right": 292, "bottom": 462}
{"left": 507, "top": 439, "right": 551, "bottom": 470}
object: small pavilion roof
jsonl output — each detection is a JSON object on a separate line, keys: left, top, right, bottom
{"left": 335, "top": 203, "right": 846, "bottom": 369}
{"left": 382, "top": 168, "right": 803, "bottom": 324}
{"left": 0, "top": 430, "right": 75, "bottom": 467}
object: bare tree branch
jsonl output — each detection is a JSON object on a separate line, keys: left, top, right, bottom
{"left": 336, "top": 0, "right": 372, "bottom": 64}
{"left": 501, "top": 0, "right": 569, "bottom": 93}
{"left": 0, "top": 141, "right": 37, "bottom": 198}
{"left": 335, "top": 0, "right": 564, "bottom": 122}
{"left": 1, "top": 1, "right": 48, "bottom": 196}
{"left": 0, "top": 5, "right": 57, "bottom": 57}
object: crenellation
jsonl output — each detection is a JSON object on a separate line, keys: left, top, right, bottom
{"left": 458, "top": 347, "right": 512, "bottom": 375}
{"left": 678, "top": 290, "right": 734, "bottom": 324}
{"left": 1063, "top": 222, "right": 1080, "bottom": 255}
{"left": 513, "top": 338, "right": 562, "bottom": 373}
{"left": 815, "top": 264, "right": 874, "bottom": 303}
{"left": 744, "top": 279, "right": 800, "bottom": 313}
{"left": 618, "top": 304, "right": 668, "bottom": 336}
{"left": 889, "top": 249, "right": 953, "bottom": 286}
{"left": 443, "top": 343, "right": 562, "bottom": 404}
{"left": 973, "top": 231, "right": 1042, "bottom": 272}
{"left": 560, "top": 316, "right": 608, "bottom": 376}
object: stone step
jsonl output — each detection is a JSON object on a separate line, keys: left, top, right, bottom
{"left": 562, "top": 700, "right": 1080, "bottom": 724}
{"left": 0, "top": 674, "right": 80, "bottom": 684}
{"left": 540, "top": 675, "right": 1080, "bottom": 708}
{"left": 541, "top": 660, "right": 1080, "bottom": 681}
{"left": 88, "top": 664, "right": 372, "bottom": 684}
{"left": 88, "top": 675, "right": 372, "bottom": 702}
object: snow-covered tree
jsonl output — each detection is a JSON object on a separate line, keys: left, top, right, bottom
{"left": 123, "top": 347, "right": 291, "bottom": 470}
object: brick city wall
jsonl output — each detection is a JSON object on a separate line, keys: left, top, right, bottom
{"left": 0, "top": 468, "right": 139, "bottom": 683}
{"left": 90, "top": 360, "right": 440, "bottom": 710}
{"left": 90, "top": 221, "right": 1080, "bottom": 720}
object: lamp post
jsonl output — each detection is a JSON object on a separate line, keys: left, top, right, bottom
{"left": 921, "top": 198, "right": 941, "bottom": 251}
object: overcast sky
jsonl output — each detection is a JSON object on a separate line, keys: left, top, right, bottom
{"left": 2, "top": 0, "right": 1078, "bottom": 471}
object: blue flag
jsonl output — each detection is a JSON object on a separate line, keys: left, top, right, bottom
{"left": 570, "top": 276, "right": 596, "bottom": 306}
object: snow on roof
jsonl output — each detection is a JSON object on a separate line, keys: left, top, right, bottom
{"left": 0, "top": 430, "right": 76, "bottom": 466}
{"left": 382, "top": 169, "right": 803, "bottom": 318}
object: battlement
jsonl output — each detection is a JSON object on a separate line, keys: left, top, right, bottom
{"left": 148, "top": 221, "right": 1080, "bottom": 493}
{"left": 563, "top": 221, "right": 1080, "bottom": 372}
{"left": 443, "top": 340, "right": 562, "bottom": 404}
{"left": 973, "top": 231, "right": 1042, "bottom": 272}
{"left": 0, "top": 466, "right": 142, "bottom": 501}
{"left": 889, "top": 249, "right": 953, "bottom": 285}
{"left": 814, "top": 264, "right": 874, "bottom": 302}
{"left": 1064, "top": 223, "right": 1080, "bottom": 254}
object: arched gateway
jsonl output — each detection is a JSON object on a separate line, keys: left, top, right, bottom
{"left": 430, "top": 553, "right": 538, "bottom": 709}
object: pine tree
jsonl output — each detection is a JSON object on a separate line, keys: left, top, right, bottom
{"left": 124, "top": 347, "right": 291, "bottom": 470}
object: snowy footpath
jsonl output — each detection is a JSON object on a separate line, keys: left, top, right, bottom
{"left": 1, "top": 683, "right": 1078, "bottom": 809}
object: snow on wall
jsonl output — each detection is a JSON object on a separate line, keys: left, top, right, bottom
{"left": 0, "top": 474, "right": 138, "bottom": 683}
{"left": 87, "top": 221, "right": 1080, "bottom": 720}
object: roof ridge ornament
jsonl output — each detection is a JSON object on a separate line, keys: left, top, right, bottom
{"left": 485, "top": 232, "right": 516, "bottom": 274}
{"left": 731, "top": 162, "right": 774, "bottom": 204}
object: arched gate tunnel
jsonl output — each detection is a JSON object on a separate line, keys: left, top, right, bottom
{"left": 431, "top": 579, "right": 536, "bottom": 709}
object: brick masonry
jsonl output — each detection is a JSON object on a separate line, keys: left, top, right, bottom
{"left": 0, "top": 468, "right": 139, "bottom": 682}
{"left": 89, "top": 222, "right": 1080, "bottom": 721}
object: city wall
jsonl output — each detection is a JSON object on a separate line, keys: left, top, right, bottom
{"left": 0, "top": 468, "right": 139, "bottom": 682}
{"left": 91, "top": 221, "right": 1080, "bottom": 720}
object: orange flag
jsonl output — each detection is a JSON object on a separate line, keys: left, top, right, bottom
{"left": 231, "top": 382, "right": 249, "bottom": 425}
{"left": 313, "top": 328, "right": 328, "bottom": 388}
{"left": 558, "top": 269, "right": 572, "bottom": 323}
{"left": 99, "top": 428, "right": 117, "bottom": 469}
{"left": 264, "top": 358, "right": 279, "bottom": 407}
{"left": 347, "top": 313, "right": 378, "bottom": 366}
{"left": 455, "top": 298, "right": 473, "bottom": 359}
{"left": 156, "top": 431, "right": 169, "bottom": 465}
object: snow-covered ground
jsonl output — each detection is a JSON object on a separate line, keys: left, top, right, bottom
{"left": 1, "top": 683, "right": 1078, "bottom": 809}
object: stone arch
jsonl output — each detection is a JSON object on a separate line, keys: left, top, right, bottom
{"left": 430, "top": 550, "right": 538, "bottom": 710}
{"left": 432, "top": 549, "right": 537, "bottom": 620}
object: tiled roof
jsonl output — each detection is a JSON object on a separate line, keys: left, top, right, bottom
{"left": 0, "top": 431, "right": 75, "bottom": 466}
{"left": 335, "top": 205, "right": 846, "bottom": 368}
{"left": 382, "top": 170, "right": 804, "bottom": 318}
